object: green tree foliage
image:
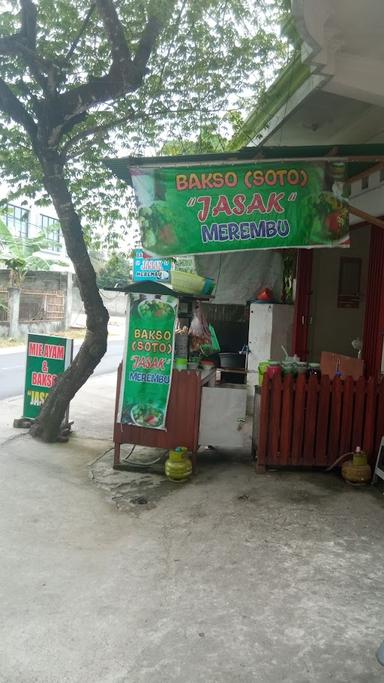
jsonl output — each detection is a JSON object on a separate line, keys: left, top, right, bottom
{"left": 161, "top": 125, "right": 229, "bottom": 156}
{"left": 0, "top": 0, "right": 290, "bottom": 440}
{"left": 0, "top": 1, "right": 290, "bottom": 239}
{"left": 97, "top": 253, "right": 132, "bottom": 289}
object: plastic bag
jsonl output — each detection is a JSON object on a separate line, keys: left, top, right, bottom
{"left": 189, "top": 302, "right": 211, "bottom": 353}
{"left": 200, "top": 324, "right": 221, "bottom": 356}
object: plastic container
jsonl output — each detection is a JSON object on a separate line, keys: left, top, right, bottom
{"left": 266, "top": 362, "right": 281, "bottom": 379}
{"left": 187, "top": 361, "right": 199, "bottom": 370}
{"left": 258, "top": 361, "right": 269, "bottom": 385}
{"left": 200, "top": 359, "right": 215, "bottom": 370}
{"left": 174, "top": 357, "right": 187, "bottom": 371}
{"left": 307, "top": 362, "right": 321, "bottom": 380}
{"left": 171, "top": 270, "right": 215, "bottom": 295}
{"left": 295, "top": 361, "right": 308, "bottom": 375}
{"left": 281, "top": 361, "right": 296, "bottom": 377}
{"left": 219, "top": 352, "right": 246, "bottom": 369}
{"left": 175, "top": 332, "right": 188, "bottom": 358}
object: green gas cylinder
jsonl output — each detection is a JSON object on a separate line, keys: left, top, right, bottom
{"left": 165, "top": 447, "right": 192, "bottom": 482}
{"left": 341, "top": 447, "right": 371, "bottom": 484}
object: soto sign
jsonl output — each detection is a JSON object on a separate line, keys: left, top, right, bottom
{"left": 120, "top": 293, "right": 178, "bottom": 430}
{"left": 23, "top": 333, "right": 73, "bottom": 419}
{"left": 131, "top": 161, "right": 350, "bottom": 256}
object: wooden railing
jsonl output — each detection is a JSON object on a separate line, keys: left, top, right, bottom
{"left": 257, "top": 374, "right": 384, "bottom": 470}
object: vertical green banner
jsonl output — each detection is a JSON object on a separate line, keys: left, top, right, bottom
{"left": 23, "top": 333, "right": 73, "bottom": 419}
{"left": 120, "top": 293, "right": 178, "bottom": 429}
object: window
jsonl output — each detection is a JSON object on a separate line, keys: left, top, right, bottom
{"left": 337, "top": 257, "right": 362, "bottom": 308}
{"left": 40, "top": 214, "right": 61, "bottom": 252}
{"left": 5, "top": 204, "right": 29, "bottom": 238}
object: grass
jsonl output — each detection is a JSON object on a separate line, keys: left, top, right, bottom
{"left": 0, "top": 338, "right": 25, "bottom": 348}
{"left": 0, "top": 324, "right": 124, "bottom": 348}
{"left": 0, "top": 328, "right": 87, "bottom": 348}
{"left": 54, "top": 328, "right": 86, "bottom": 340}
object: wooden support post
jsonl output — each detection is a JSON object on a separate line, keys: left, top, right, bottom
{"left": 349, "top": 205, "right": 384, "bottom": 230}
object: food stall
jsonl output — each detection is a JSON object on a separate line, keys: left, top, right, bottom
{"left": 106, "top": 145, "right": 384, "bottom": 474}
{"left": 113, "top": 281, "right": 248, "bottom": 472}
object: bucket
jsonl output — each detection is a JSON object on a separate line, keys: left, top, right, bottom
{"left": 258, "top": 361, "right": 269, "bottom": 385}
{"left": 266, "top": 362, "right": 281, "bottom": 380}
{"left": 174, "top": 357, "right": 187, "bottom": 371}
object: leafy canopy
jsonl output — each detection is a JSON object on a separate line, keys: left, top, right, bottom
{"left": 97, "top": 252, "right": 132, "bottom": 289}
{"left": 0, "top": 0, "right": 290, "bottom": 248}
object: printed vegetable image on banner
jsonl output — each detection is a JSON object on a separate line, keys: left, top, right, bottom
{"left": 23, "top": 334, "right": 73, "bottom": 419}
{"left": 131, "top": 161, "right": 350, "bottom": 256}
{"left": 120, "top": 293, "right": 178, "bottom": 429}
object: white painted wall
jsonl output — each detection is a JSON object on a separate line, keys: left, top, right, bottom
{"left": 247, "top": 303, "right": 294, "bottom": 410}
{"left": 308, "top": 226, "right": 371, "bottom": 361}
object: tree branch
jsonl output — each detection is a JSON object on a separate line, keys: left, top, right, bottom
{"left": 65, "top": 3, "right": 96, "bottom": 63}
{"left": 133, "top": 14, "right": 163, "bottom": 72}
{"left": 20, "top": 0, "right": 37, "bottom": 49}
{"left": 0, "top": 36, "right": 49, "bottom": 92}
{"left": 52, "top": 0, "right": 172, "bottom": 133}
{"left": 0, "top": 0, "right": 55, "bottom": 94}
{"left": 0, "top": 77, "right": 37, "bottom": 139}
{"left": 95, "top": 0, "right": 132, "bottom": 63}
{"left": 60, "top": 111, "right": 136, "bottom": 159}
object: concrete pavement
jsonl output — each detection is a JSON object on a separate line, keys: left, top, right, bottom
{"left": 1, "top": 373, "right": 384, "bottom": 681}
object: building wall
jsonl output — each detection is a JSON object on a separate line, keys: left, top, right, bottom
{"left": 0, "top": 182, "right": 69, "bottom": 264}
{"left": 71, "top": 285, "right": 127, "bottom": 327}
{"left": 0, "top": 269, "right": 68, "bottom": 339}
{"left": 0, "top": 270, "right": 67, "bottom": 291}
{"left": 308, "top": 226, "right": 371, "bottom": 361}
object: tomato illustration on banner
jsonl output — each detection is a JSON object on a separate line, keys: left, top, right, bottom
{"left": 119, "top": 293, "right": 178, "bottom": 429}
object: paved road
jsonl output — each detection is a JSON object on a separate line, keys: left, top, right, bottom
{"left": 0, "top": 338, "right": 124, "bottom": 400}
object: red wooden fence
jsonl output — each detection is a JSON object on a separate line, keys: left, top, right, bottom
{"left": 257, "top": 374, "right": 384, "bottom": 470}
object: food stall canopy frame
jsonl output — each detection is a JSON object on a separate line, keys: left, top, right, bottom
{"left": 105, "top": 144, "right": 384, "bottom": 185}
{"left": 105, "top": 145, "right": 384, "bottom": 256}
{"left": 102, "top": 281, "right": 212, "bottom": 300}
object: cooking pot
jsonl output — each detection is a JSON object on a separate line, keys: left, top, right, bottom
{"left": 219, "top": 352, "right": 246, "bottom": 369}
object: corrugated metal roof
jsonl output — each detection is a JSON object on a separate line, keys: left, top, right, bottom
{"left": 105, "top": 144, "right": 384, "bottom": 186}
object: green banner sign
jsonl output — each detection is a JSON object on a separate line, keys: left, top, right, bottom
{"left": 120, "top": 293, "right": 178, "bottom": 429}
{"left": 23, "top": 333, "right": 73, "bottom": 419}
{"left": 131, "top": 161, "right": 350, "bottom": 255}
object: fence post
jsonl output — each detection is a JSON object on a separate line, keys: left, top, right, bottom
{"left": 7, "top": 287, "right": 20, "bottom": 338}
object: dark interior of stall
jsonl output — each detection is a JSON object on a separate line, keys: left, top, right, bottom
{"left": 201, "top": 303, "right": 248, "bottom": 383}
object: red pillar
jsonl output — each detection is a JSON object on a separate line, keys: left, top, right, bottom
{"left": 362, "top": 227, "right": 384, "bottom": 378}
{"left": 292, "top": 250, "right": 313, "bottom": 360}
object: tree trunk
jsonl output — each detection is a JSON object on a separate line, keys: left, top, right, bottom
{"left": 30, "top": 151, "right": 109, "bottom": 441}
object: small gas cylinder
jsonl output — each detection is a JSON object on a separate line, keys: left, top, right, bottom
{"left": 341, "top": 447, "right": 371, "bottom": 484}
{"left": 165, "top": 447, "right": 192, "bottom": 482}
